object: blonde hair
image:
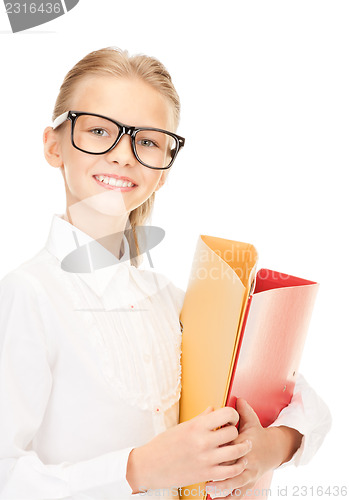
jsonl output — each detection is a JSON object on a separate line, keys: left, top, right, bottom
{"left": 52, "top": 47, "right": 181, "bottom": 267}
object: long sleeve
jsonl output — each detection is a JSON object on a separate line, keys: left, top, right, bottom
{"left": 0, "top": 271, "right": 135, "bottom": 500}
{"left": 267, "top": 372, "right": 332, "bottom": 469}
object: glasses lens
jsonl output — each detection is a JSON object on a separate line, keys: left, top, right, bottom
{"left": 135, "top": 130, "right": 177, "bottom": 169}
{"left": 73, "top": 115, "right": 120, "bottom": 153}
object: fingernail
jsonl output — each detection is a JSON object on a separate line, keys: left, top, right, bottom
{"left": 246, "top": 439, "right": 252, "bottom": 448}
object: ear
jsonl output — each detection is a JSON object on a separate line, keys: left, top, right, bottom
{"left": 43, "top": 126, "right": 64, "bottom": 169}
{"left": 154, "top": 169, "right": 170, "bottom": 192}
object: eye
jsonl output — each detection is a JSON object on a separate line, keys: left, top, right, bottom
{"left": 89, "top": 128, "right": 109, "bottom": 137}
{"left": 137, "top": 138, "right": 159, "bottom": 148}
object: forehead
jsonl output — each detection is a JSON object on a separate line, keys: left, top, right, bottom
{"left": 69, "top": 75, "right": 173, "bottom": 130}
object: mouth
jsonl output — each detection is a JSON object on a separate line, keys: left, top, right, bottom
{"left": 93, "top": 174, "right": 138, "bottom": 191}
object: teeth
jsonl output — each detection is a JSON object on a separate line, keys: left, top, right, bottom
{"left": 95, "top": 175, "right": 135, "bottom": 187}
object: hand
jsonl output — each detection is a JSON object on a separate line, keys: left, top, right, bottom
{"left": 205, "top": 398, "right": 303, "bottom": 499}
{"left": 126, "top": 405, "right": 252, "bottom": 494}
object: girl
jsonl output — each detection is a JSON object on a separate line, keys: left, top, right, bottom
{"left": 0, "top": 47, "right": 331, "bottom": 500}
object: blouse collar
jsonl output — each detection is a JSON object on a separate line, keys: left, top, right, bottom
{"left": 44, "top": 213, "right": 135, "bottom": 297}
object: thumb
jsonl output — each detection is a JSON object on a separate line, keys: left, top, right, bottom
{"left": 199, "top": 405, "right": 215, "bottom": 416}
{"left": 235, "top": 398, "right": 261, "bottom": 431}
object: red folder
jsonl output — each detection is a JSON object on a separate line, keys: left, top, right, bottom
{"left": 227, "top": 268, "right": 318, "bottom": 427}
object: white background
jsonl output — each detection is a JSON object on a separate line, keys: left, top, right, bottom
{"left": 0, "top": 1, "right": 348, "bottom": 498}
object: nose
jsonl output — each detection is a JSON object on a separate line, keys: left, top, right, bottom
{"left": 105, "top": 133, "right": 137, "bottom": 166}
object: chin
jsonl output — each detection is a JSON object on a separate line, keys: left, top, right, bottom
{"left": 92, "top": 191, "right": 133, "bottom": 214}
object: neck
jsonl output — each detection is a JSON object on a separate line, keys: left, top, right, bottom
{"left": 63, "top": 201, "right": 131, "bottom": 260}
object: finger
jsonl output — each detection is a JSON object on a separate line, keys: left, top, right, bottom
{"left": 231, "top": 485, "right": 250, "bottom": 498}
{"left": 207, "top": 469, "right": 251, "bottom": 496}
{"left": 222, "top": 470, "right": 251, "bottom": 492}
{"left": 203, "top": 406, "right": 240, "bottom": 431}
{"left": 211, "top": 424, "right": 238, "bottom": 448}
{"left": 206, "top": 483, "right": 241, "bottom": 500}
{"left": 210, "top": 458, "right": 247, "bottom": 483}
{"left": 213, "top": 440, "right": 252, "bottom": 466}
{"left": 231, "top": 481, "right": 259, "bottom": 498}
{"left": 199, "top": 405, "right": 215, "bottom": 416}
{"left": 214, "top": 453, "right": 246, "bottom": 468}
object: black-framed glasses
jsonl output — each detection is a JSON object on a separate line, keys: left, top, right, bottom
{"left": 52, "top": 110, "right": 185, "bottom": 170}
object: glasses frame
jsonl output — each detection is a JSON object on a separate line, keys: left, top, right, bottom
{"left": 52, "top": 110, "right": 185, "bottom": 170}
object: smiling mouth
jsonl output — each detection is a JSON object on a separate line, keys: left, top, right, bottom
{"left": 93, "top": 175, "right": 137, "bottom": 190}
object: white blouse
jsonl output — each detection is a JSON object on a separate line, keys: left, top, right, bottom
{"left": 0, "top": 214, "right": 332, "bottom": 500}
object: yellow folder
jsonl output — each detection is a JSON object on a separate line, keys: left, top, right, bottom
{"left": 179, "top": 235, "right": 258, "bottom": 423}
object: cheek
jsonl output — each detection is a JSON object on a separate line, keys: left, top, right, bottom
{"left": 64, "top": 150, "right": 95, "bottom": 177}
{"left": 143, "top": 170, "right": 164, "bottom": 189}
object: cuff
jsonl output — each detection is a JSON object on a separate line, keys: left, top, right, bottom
{"left": 267, "top": 376, "right": 332, "bottom": 469}
{"left": 68, "top": 446, "right": 136, "bottom": 498}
